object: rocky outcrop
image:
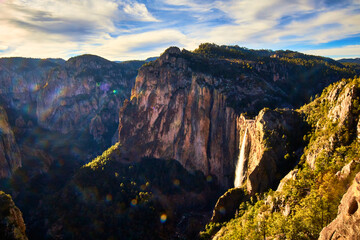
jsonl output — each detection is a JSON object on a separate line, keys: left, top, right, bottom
{"left": 210, "top": 188, "right": 247, "bottom": 223}
{"left": 236, "top": 108, "right": 307, "bottom": 194}
{"left": 0, "top": 107, "right": 21, "bottom": 178}
{"left": 336, "top": 160, "right": 360, "bottom": 180}
{"left": 0, "top": 191, "right": 28, "bottom": 240}
{"left": 319, "top": 173, "right": 360, "bottom": 240}
{"left": 301, "top": 79, "right": 360, "bottom": 169}
{"left": 276, "top": 169, "right": 299, "bottom": 192}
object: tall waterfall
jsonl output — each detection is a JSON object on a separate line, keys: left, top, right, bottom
{"left": 234, "top": 128, "right": 247, "bottom": 188}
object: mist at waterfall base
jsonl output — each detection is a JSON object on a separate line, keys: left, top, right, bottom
{"left": 234, "top": 128, "right": 247, "bottom": 188}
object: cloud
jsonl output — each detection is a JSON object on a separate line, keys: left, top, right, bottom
{"left": 82, "top": 29, "right": 190, "bottom": 60}
{"left": 0, "top": 0, "right": 161, "bottom": 58}
{"left": 0, "top": 0, "right": 359, "bottom": 60}
{"left": 165, "top": 0, "right": 360, "bottom": 51}
{"left": 0, "top": 45, "right": 8, "bottom": 51}
{"left": 303, "top": 45, "right": 360, "bottom": 59}
{"left": 0, "top": 0, "right": 118, "bottom": 38}
{"left": 121, "top": 2, "right": 160, "bottom": 22}
{"left": 0, "top": 0, "right": 160, "bottom": 38}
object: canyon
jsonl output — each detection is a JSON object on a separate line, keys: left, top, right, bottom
{"left": 0, "top": 44, "right": 359, "bottom": 239}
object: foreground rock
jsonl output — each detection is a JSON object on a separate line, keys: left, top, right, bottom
{"left": 0, "top": 191, "right": 28, "bottom": 240}
{"left": 319, "top": 172, "right": 360, "bottom": 239}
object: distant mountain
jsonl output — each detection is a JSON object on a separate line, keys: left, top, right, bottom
{"left": 338, "top": 58, "right": 360, "bottom": 64}
{"left": 114, "top": 57, "right": 158, "bottom": 64}
{"left": 0, "top": 55, "right": 144, "bottom": 158}
{"left": 145, "top": 56, "right": 158, "bottom": 62}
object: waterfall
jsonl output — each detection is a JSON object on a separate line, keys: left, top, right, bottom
{"left": 234, "top": 128, "right": 247, "bottom": 188}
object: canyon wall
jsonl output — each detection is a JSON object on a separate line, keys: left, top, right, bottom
{"left": 118, "top": 45, "right": 352, "bottom": 188}
{"left": 119, "top": 47, "right": 238, "bottom": 187}
{"left": 236, "top": 109, "right": 307, "bottom": 194}
{"left": 0, "top": 106, "right": 22, "bottom": 178}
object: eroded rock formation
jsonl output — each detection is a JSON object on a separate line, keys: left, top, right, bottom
{"left": 319, "top": 173, "right": 360, "bottom": 240}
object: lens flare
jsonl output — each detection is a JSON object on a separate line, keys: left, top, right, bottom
{"left": 106, "top": 194, "right": 112, "bottom": 202}
{"left": 131, "top": 199, "right": 138, "bottom": 206}
{"left": 173, "top": 179, "right": 180, "bottom": 186}
{"left": 160, "top": 213, "right": 167, "bottom": 223}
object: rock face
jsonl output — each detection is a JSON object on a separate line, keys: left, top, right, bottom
{"left": 118, "top": 45, "right": 351, "bottom": 188}
{"left": 36, "top": 56, "right": 140, "bottom": 140}
{"left": 0, "top": 107, "right": 21, "bottom": 178}
{"left": 302, "top": 79, "right": 360, "bottom": 169}
{"left": 0, "top": 56, "right": 144, "bottom": 179}
{"left": 0, "top": 191, "right": 28, "bottom": 240}
{"left": 235, "top": 109, "right": 307, "bottom": 194}
{"left": 119, "top": 47, "right": 238, "bottom": 187}
{"left": 0, "top": 56, "right": 143, "bottom": 147}
{"left": 0, "top": 58, "right": 62, "bottom": 122}
{"left": 319, "top": 173, "right": 360, "bottom": 240}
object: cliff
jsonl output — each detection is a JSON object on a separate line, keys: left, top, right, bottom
{"left": 201, "top": 77, "right": 360, "bottom": 239}
{"left": 0, "top": 107, "right": 22, "bottom": 178}
{"left": 118, "top": 44, "right": 350, "bottom": 187}
{"left": 119, "top": 47, "right": 238, "bottom": 187}
{"left": 0, "top": 56, "right": 144, "bottom": 182}
{"left": 301, "top": 78, "right": 360, "bottom": 169}
{"left": 0, "top": 56, "right": 142, "bottom": 148}
{"left": 0, "top": 191, "right": 28, "bottom": 240}
{"left": 319, "top": 172, "right": 360, "bottom": 239}
{"left": 36, "top": 55, "right": 141, "bottom": 142}
{"left": 236, "top": 108, "right": 307, "bottom": 194}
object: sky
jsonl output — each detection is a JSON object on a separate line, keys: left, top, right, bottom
{"left": 0, "top": 0, "right": 359, "bottom": 61}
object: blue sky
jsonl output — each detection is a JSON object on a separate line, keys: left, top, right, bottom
{"left": 0, "top": 0, "right": 359, "bottom": 60}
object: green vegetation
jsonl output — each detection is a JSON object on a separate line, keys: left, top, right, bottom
{"left": 41, "top": 143, "right": 217, "bottom": 239}
{"left": 201, "top": 77, "right": 360, "bottom": 239}
{"left": 187, "top": 43, "right": 356, "bottom": 115}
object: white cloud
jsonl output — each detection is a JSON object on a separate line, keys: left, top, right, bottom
{"left": 173, "top": 0, "right": 360, "bottom": 52}
{"left": 0, "top": 45, "right": 8, "bottom": 51}
{"left": 82, "top": 29, "right": 190, "bottom": 60}
{"left": 0, "top": 0, "right": 161, "bottom": 59}
{"left": 303, "top": 45, "right": 360, "bottom": 58}
{"left": 122, "top": 2, "right": 159, "bottom": 22}
{"left": 0, "top": 0, "right": 359, "bottom": 60}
